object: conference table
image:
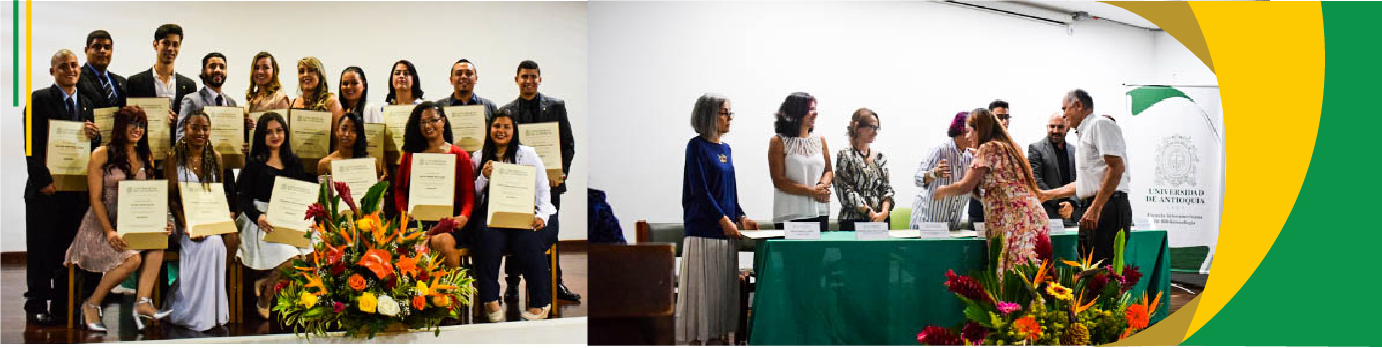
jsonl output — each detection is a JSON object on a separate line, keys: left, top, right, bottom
{"left": 746, "top": 229, "right": 1171, "bottom": 346}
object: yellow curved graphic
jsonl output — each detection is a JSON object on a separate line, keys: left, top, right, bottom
{"left": 1182, "top": 1, "right": 1324, "bottom": 340}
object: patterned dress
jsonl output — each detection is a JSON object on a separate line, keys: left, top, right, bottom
{"left": 973, "top": 142, "right": 1051, "bottom": 272}
{"left": 64, "top": 166, "right": 148, "bottom": 272}
{"left": 833, "top": 147, "right": 894, "bottom": 221}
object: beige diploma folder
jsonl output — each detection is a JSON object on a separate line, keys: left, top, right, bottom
{"left": 93, "top": 107, "right": 116, "bottom": 146}
{"left": 408, "top": 153, "right": 456, "bottom": 221}
{"left": 331, "top": 158, "right": 378, "bottom": 213}
{"left": 180, "top": 181, "right": 237, "bottom": 237}
{"left": 247, "top": 109, "right": 288, "bottom": 153}
{"left": 382, "top": 105, "right": 413, "bottom": 165}
{"left": 290, "top": 109, "right": 332, "bottom": 173}
{"left": 203, "top": 106, "right": 246, "bottom": 168}
{"left": 364, "top": 123, "right": 386, "bottom": 164}
{"left": 486, "top": 162, "right": 536, "bottom": 230}
{"left": 443, "top": 105, "right": 486, "bottom": 152}
{"left": 265, "top": 177, "right": 318, "bottom": 248}
{"left": 519, "top": 122, "right": 564, "bottom": 182}
{"left": 127, "top": 98, "right": 171, "bottom": 160}
{"left": 116, "top": 180, "right": 169, "bottom": 250}
{"left": 46, "top": 120, "right": 92, "bottom": 191}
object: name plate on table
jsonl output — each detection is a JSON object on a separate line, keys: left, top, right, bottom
{"left": 1049, "top": 219, "right": 1066, "bottom": 235}
{"left": 974, "top": 222, "right": 986, "bottom": 238}
{"left": 180, "top": 181, "right": 238, "bottom": 236}
{"left": 916, "top": 222, "right": 950, "bottom": 239}
{"left": 784, "top": 221, "right": 821, "bottom": 240}
{"left": 203, "top": 106, "right": 246, "bottom": 168}
{"left": 116, "top": 180, "right": 169, "bottom": 250}
{"left": 740, "top": 230, "right": 785, "bottom": 239}
{"left": 854, "top": 222, "right": 889, "bottom": 240}
{"left": 128, "top": 98, "right": 171, "bottom": 160}
{"left": 265, "top": 177, "right": 318, "bottom": 248}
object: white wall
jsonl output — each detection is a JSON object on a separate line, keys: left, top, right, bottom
{"left": 3, "top": 1, "right": 589, "bottom": 252}
{"left": 589, "top": 1, "right": 1213, "bottom": 242}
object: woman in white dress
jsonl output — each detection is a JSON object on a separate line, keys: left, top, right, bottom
{"left": 769, "top": 92, "right": 833, "bottom": 230}
{"left": 234, "top": 111, "right": 313, "bottom": 318}
{"left": 163, "top": 110, "right": 231, "bottom": 331}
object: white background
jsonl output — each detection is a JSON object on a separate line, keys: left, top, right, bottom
{"left": 2, "top": 1, "right": 590, "bottom": 251}
{"left": 589, "top": 1, "right": 1217, "bottom": 242}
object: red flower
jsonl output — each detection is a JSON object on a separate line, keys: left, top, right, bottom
{"left": 1013, "top": 316, "right": 1042, "bottom": 341}
{"left": 427, "top": 217, "right": 455, "bottom": 236}
{"left": 274, "top": 280, "right": 289, "bottom": 293}
{"left": 960, "top": 322, "right": 988, "bottom": 344}
{"left": 412, "top": 295, "right": 426, "bottom": 310}
{"left": 1122, "top": 265, "right": 1143, "bottom": 290}
{"left": 357, "top": 248, "right": 395, "bottom": 280}
{"left": 305, "top": 203, "right": 329, "bottom": 221}
{"left": 332, "top": 301, "right": 346, "bottom": 313}
{"left": 418, "top": 269, "right": 430, "bottom": 282}
{"left": 1125, "top": 303, "right": 1150, "bottom": 330}
{"left": 335, "top": 181, "right": 358, "bottom": 214}
{"left": 331, "top": 262, "right": 346, "bottom": 276}
{"left": 1034, "top": 232, "right": 1052, "bottom": 262}
{"left": 944, "top": 270, "right": 993, "bottom": 305}
{"left": 1087, "top": 273, "right": 1110, "bottom": 294}
{"left": 917, "top": 326, "right": 962, "bottom": 345}
{"left": 384, "top": 276, "right": 397, "bottom": 291}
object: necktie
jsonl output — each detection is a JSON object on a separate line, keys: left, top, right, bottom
{"left": 100, "top": 74, "right": 115, "bottom": 102}
{"left": 66, "top": 97, "right": 77, "bottom": 120}
{"left": 215, "top": 94, "right": 224, "bottom": 106}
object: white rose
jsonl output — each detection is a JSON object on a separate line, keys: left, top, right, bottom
{"left": 377, "top": 295, "right": 401, "bottom": 317}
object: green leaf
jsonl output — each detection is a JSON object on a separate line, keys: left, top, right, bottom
{"left": 1112, "top": 230, "right": 1126, "bottom": 275}
{"left": 360, "top": 181, "right": 391, "bottom": 215}
{"left": 963, "top": 301, "right": 995, "bottom": 328}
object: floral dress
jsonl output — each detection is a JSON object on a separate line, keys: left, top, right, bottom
{"left": 973, "top": 142, "right": 1051, "bottom": 273}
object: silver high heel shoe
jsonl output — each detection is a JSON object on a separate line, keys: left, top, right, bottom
{"left": 132, "top": 297, "right": 170, "bottom": 331}
{"left": 81, "top": 301, "right": 108, "bottom": 332}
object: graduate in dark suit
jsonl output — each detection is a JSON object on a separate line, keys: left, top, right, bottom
{"left": 23, "top": 49, "right": 101, "bottom": 325}
{"left": 125, "top": 24, "right": 196, "bottom": 138}
{"left": 76, "top": 30, "right": 127, "bottom": 109}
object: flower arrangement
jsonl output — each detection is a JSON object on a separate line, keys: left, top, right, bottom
{"left": 276, "top": 180, "right": 475, "bottom": 338}
{"left": 917, "top": 231, "right": 1162, "bottom": 346}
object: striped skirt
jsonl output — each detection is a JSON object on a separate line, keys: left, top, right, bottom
{"left": 676, "top": 236, "right": 740, "bottom": 343}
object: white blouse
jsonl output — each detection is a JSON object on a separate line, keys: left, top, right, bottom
{"left": 773, "top": 135, "right": 830, "bottom": 221}
{"left": 471, "top": 145, "right": 557, "bottom": 224}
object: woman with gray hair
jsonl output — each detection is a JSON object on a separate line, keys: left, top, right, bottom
{"left": 679, "top": 93, "right": 757, "bottom": 344}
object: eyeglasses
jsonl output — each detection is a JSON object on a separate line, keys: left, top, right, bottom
{"left": 996, "top": 114, "right": 1011, "bottom": 120}
{"left": 858, "top": 124, "right": 881, "bottom": 132}
{"left": 718, "top": 111, "right": 734, "bottom": 120}
{"left": 130, "top": 122, "right": 148, "bottom": 129}
{"left": 423, "top": 117, "right": 445, "bottom": 124}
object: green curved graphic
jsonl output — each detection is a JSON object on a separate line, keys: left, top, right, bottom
{"left": 1128, "top": 86, "right": 1195, "bottom": 116}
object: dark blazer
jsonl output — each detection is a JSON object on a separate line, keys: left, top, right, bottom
{"left": 126, "top": 68, "right": 197, "bottom": 147}
{"left": 435, "top": 93, "right": 499, "bottom": 120}
{"left": 500, "top": 93, "right": 575, "bottom": 195}
{"left": 76, "top": 64, "right": 127, "bottom": 108}
{"left": 25, "top": 85, "right": 98, "bottom": 198}
{"left": 1028, "top": 139, "right": 1082, "bottom": 225}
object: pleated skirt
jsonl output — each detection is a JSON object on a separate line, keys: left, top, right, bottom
{"left": 675, "top": 236, "right": 740, "bottom": 343}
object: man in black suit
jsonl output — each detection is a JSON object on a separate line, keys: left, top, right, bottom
{"left": 435, "top": 59, "right": 499, "bottom": 118}
{"left": 76, "top": 30, "right": 126, "bottom": 109}
{"left": 1029, "top": 112, "right": 1080, "bottom": 226}
{"left": 125, "top": 23, "right": 195, "bottom": 137}
{"left": 499, "top": 60, "right": 580, "bottom": 303}
{"left": 24, "top": 50, "right": 101, "bottom": 325}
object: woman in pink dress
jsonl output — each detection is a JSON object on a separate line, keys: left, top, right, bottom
{"left": 933, "top": 108, "right": 1052, "bottom": 273}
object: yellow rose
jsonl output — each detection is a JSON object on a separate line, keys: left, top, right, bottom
{"left": 417, "top": 280, "right": 430, "bottom": 296}
{"left": 358, "top": 292, "right": 379, "bottom": 313}
{"left": 298, "top": 292, "right": 319, "bottom": 308}
{"left": 356, "top": 218, "right": 377, "bottom": 232}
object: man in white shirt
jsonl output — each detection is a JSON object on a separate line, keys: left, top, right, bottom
{"left": 1044, "top": 89, "right": 1133, "bottom": 265}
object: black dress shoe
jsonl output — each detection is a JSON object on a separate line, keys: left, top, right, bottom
{"left": 503, "top": 285, "right": 520, "bottom": 302}
{"left": 27, "top": 311, "right": 58, "bottom": 326}
{"left": 556, "top": 283, "right": 581, "bottom": 302}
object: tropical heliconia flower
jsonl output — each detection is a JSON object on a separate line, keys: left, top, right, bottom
{"left": 358, "top": 292, "right": 379, "bottom": 313}
{"left": 358, "top": 249, "right": 396, "bottom": 280}
{"left": 961, "top": 322, "right": 988, "bottom": 344}
{"left": 943, "top": 270, "right": 993, "bottom": 305}
{"left": 1013, "top": 316, "right": 1042, "bottom": 341}
{"left": 335, "top": 181, "right": 358, "bottom": 213}
{"left": 1046, "top": 283, "right": 1074, "bottom": 301}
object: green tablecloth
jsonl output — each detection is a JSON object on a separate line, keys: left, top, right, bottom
{"left": 749, "top": 230, "right": 1171, "bottom": 345}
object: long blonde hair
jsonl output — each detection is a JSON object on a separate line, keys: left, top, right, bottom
{"left": 970, "top": 108, "right": 1042, "bottom": 198}
{"left": 246, "top": 51, "right": 282, "bottom": 102}
{"left": 297, "top": 56, "right": 333, "bottom": 110}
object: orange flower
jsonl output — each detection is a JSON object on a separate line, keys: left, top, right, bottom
{"left": 358, "top": 249, "right": 396, "bottom": 280}
{"left": 412, "top": 295, "right": 426, "bottom": 310}
{"left": 348, "top": 274, "right": 368, "bottom": 291}
{"left": 397, "top": 254, "right": 419, "bottom": 279}
{"left": 430, "top": 294, "right": 452, "bottom": 309}
{"left": 1125, "top": 303, "right": 1150, "bottom": 330}
{"left": 1013, "top": 316, "right": 1041, "bottom": 341}
{"left": 302, "top": 271, "right": 327, "bottom": 296}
